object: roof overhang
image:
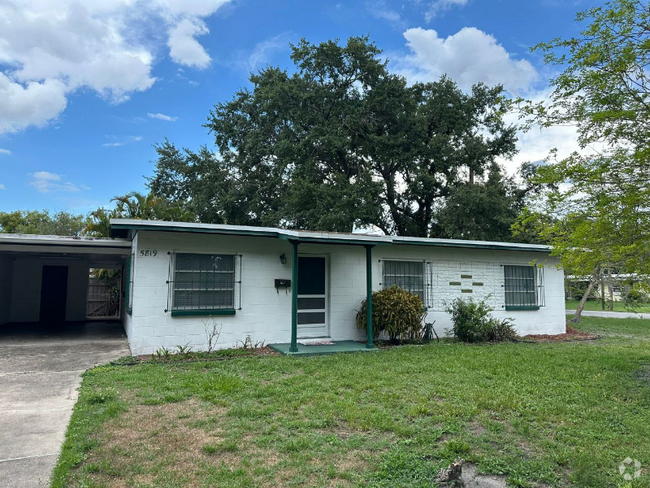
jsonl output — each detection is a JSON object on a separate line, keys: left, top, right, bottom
{"left": 109, "top": 219, "right": 551, "bottom": 253}
{"left": 0, "top": 234, "right": 132, "bottom": 256}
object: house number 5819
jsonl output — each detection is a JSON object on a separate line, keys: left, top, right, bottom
{"left": 140, "top": 249, "right": 158, "bottom": 257}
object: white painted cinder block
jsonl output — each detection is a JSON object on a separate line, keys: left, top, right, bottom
{"left": 123, "top": 230, "right": 566, "bottom": 356}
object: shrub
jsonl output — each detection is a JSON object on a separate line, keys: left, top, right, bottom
{"left": 446, "top": 297, "right": 518, "bottom": 343}
{"left": 623, "top": 285, "right": 648, "bottom": 306}
{"left": 356, "top": 286, "right": 427, "bottom": 343}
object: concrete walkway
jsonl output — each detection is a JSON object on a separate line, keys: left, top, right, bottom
{"left": 566, "top": 310, "right": 650, "bottom": 319}
{"left": 0, "top": 321, "right": 130, "bottom": 487}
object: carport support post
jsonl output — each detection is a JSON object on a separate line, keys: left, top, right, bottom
{"left": 365, "top": 245, "right": 375, "bottom": 349}
{"left": 290, "top": 240, "right": 299, "bottom": 353}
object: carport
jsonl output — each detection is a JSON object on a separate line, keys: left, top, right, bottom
{"left": 0, "top": 234, "right": 132, "bottom": 486}
{"left": 0, "top": 234, "right": 132, "bottom": 329}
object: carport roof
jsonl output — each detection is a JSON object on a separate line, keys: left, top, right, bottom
{"left": 0, "top": 234, "right": 131, "bottom": 254}
{"left": 109, "top": 219, "right": 552, "bottom": 253}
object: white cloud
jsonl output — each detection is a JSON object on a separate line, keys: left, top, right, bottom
{"left": 240, "top": 33, "right": 294, "bottom": 73}
{"left": 368, "top": 1, "right": 405, "bottom": 29}
{"left": 148, "top": 112, "right": 178, "bottom": 121}
{"left": 168, "top": 18, "right": 212, "bottom": 68}
{"left": 0, "top": 74, "right": 67, "bottom": 133}
{"left": 102, "top": 135, "right": 143, "bottom": 147}
{"left": 499, "top": 88, "right": 582, "bottom": 175}
{"left": 394, "top": 27, "right": 580, "bottom": 177}
{"left": 425, "top": 0, "right": 469, "bottom": 21}
{"left": 0, "top": 0, "right": 231, "bottom": 134}
{"left": 395, "top": 27, "right": 538, "bottom": 95}
{"left": 29, "top": 171, "right": 88, "bottom": 193}
{"left": 0, "top": 148, "right": 11, "bottom": 155}
{"left": 0, "top": 184, "right": 5, "bottom": 190}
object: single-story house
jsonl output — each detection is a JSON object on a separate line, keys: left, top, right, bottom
{"left": 0, "top": 219, "right": 566, "bottom": 355}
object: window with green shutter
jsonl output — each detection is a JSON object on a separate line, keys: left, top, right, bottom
{"left": 504, "top": 265, "right": 541, "bottom": 310}
{"left": 171, "top": 253, "right": 236, "bottom": 316}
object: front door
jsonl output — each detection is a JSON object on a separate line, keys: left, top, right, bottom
{"left": 40, "top": 265, "right": 68, "bottom": 323}
{"left": 297, "top": 256, "right": 328, "bottom": 338}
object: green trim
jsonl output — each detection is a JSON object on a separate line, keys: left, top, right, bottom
{"left": 111, "top": 223, "right": 281, "bottom": 239}
{"left": 290, "top": 241, "right": 299, "bottom": 353}
{"left": 505, "top": 305, "right": 540, "bottom": 311}
{"left": 461, "top": 274, "right": 472, "bottom": 279}
{"left": 171, "top": 309, "right": 236, "bottom": 317}
{"left": 365, "top": 245, "right": 375, "bottom": 349}
{"left": 278, "top": 234, "right": 391, "bottom": 247}
{"left": 449, "top": 281, "right": 461, "bottom": 286}
{"left": 110, "top": 220, "right": 550, "bottom": 253}
{"left": 391, "top": 238, "right": 550, "bottom": 253}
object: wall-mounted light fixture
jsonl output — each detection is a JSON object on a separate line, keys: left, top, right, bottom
{"left": 279, "top": 253, "right": 287, "bottom": 265}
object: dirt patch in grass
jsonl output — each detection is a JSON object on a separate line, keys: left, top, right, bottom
{"left": 79, "top": 400, "right": 229, "bottom": 486}
{"left": 524, "top": 325, "right": 600, "bottom": 343}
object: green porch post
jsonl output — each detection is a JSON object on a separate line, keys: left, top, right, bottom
{"left": 365, "top": 245, "right": 375, "bottom": 349}
{"left": 290, "top": 240, "right": 299, "bottom": 352}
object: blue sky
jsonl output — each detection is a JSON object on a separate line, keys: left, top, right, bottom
{"left": 0, "top": 0, "right": 600, "bottom": 214}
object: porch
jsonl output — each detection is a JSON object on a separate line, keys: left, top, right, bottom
{"left": 269, "top": 340, "right": 377, "bottom": 356}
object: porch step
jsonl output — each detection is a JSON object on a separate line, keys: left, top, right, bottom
{"left": 297, "top": 337, "right": 334, "bottom": 345}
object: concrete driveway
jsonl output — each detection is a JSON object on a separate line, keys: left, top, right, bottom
{"left": 0, "top": 321, "right": 130, "bottom": 487}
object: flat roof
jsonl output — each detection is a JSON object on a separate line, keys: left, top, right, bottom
{"left": 0, "top": 234, "right": 132, "bottom": 254}
{"left": 110, "top": 219, "right": 551, "bottom": 253}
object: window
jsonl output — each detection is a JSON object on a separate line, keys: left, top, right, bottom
{"left": 382, "top": 260, "right": 425, "bottom": 302}
{"left": 171, "top": 253, "right": 236, "bottom": 315}
{"left": 504, "top": 265, "right": 542, "bottom": 310}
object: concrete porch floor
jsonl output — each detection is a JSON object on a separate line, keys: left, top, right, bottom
{"left": 0, "top": 321, "right": 130, "bottom": 487}
{"left": 269, "top": 340, "right": 377, "bottom": 356}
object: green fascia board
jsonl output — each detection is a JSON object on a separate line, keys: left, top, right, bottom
{"left": 171, "top": 309, "right": 237, "bottom": 317}
{"left": 110, "top": 223, "right": 281, "bottom": 239}
{"left": 109, "top": 220, "right": 550, "bottom": 253}
{"left": 392, "top": 239, "right": 550, "bottom": 253}
{"left": 505, "top": 305, "right": 540, "bottom": 311}
{"left": 278, "top": 234, "right": 390, "bottom": 247}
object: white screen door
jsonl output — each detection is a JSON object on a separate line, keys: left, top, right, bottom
{"left": 297, "top": 256, "right": 328, "bottom": 338}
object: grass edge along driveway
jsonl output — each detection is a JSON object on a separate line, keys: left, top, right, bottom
{"left": 52, "top": 317, "right": 650, "bottom": 487}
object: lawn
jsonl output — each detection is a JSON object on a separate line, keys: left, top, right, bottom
{"left": 52, "top": 317, "right": 650, "bottom": 488}
{"left": 565, "top": 299, "right": 650, "bottom": 313}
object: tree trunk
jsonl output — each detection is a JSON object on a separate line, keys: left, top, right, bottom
{"left": 600, "top": 275, "right": 606, "bottom": 310}
{"left": 571, "top": 278, "right": 596, "bottom": 324}
{"left": 608, "top": 278, "right": 614, "bottom": 311}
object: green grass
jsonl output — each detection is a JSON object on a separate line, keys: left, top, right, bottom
{"left": 52, "top": 317, "right": 650, "bottom": 487}
{"left": 565, "top": 299, "right": 650, "bottom": 313}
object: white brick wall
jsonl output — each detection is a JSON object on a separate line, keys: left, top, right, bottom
{"left": 125, "top": 230, "right": 566, "bottom": 355}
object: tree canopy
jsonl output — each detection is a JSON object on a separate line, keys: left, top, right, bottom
{"left": 529, "top": 0, "right": 650, "bottom": 273}
{"left": 149, "top": 37, "right": 519, "bottom": 237}
{"left": 0, "top": 210, "right": 88, "bottom": 236}
{"left": 522, "top": 0, "right": 650, "bottom": 318}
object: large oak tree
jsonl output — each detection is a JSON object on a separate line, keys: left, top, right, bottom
{"left": 149, "top": 37, "right": 518, "bottom": 236}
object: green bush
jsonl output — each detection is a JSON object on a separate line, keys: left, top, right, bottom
{"left": 356, "top": 286, "right": 427, "bottom": 343}
{"left": 623, "top": 285, "right": 648, "bottom": 306}
{"left": 446, "top": 297, "right": 518, "bottom": 343}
